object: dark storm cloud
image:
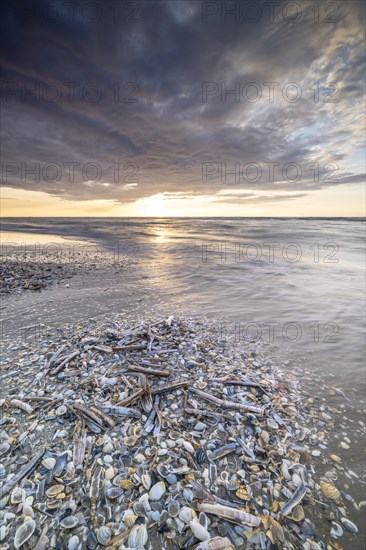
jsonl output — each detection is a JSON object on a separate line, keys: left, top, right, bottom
{"left": 1, "top": 0, "right": 365, "bottom": 205}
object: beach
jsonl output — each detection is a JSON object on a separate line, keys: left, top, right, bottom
{"left": 0, "top": 218, "right": 365, "bottom": 549}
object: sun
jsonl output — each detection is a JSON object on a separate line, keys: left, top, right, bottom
{"left": 134, "top": 194, "right": 172, "bottom": 217}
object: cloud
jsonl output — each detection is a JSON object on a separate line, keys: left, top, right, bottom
{"left": 0, "top": 0, "right": 364, "bottom": 209}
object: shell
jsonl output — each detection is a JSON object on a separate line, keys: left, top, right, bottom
{"left": 46, "top": 484, "right": 65, "bottom": 498}
{"left": 105, "top": 487, "right": 123, "bottom": 499}
{"left": 52, "top": 454, "right": 67, "bottom": 476}
{"left": 197, "top": 503, "right": 261, "bottom": 527}
{"left": 183, "top": 440, "right": 195, "bottom": 454}
{"left": 96, "top": 526, "right": 112, "bottom": 545}
{"left": 124, "top": 435, "right": 138, "bottom": 447}
{"left": 190, "top": 520, "right": 210, "bottom": 541}
{"left": 320, "top": 481, "right": 340, "bottom": 500}
{"left": 14, "top": 520, "right": 36, "bottom": 549}
{"left": 149, "top": 481, "right": 166, "bottom": 501}
{"left": 157, "top": 464, "right": 168, "bottom": 478}
{"left": 179, "top": 506, "right": 196, "bottom": 523}
{"left": 291, "top": 505, "right": 305, "bottom": 522}
{"left": 60, "top": 516, "right": 79, "bottom": 529}
{"left": 42, "top": 457, "right": 56, "bottom": 470}
{"left": 68, "top": 535, "right": 80, "bottom": 550}
{"left": 141, "top": 474, "right": 151, "bottom": 490}
{"left": 168, "top": 500, "right": 180, "bottom": 517}
{"left": 196, "top": 448, "right": 206, "bottom": 465}
{"left": 235, "top": 485, "right": 249, "bottom": 501}
{"left": 120, "top": 479, "right": 134, "bottom": 491}
{"left": 55, "top": 404, "right": 67, "bottom": 416}
{"left": 128, "top": 523, "right": 148, "bottom": 548}
{"left": 330, "top": 522, "right": 344, "bottom": 538}
{"left": 340, "top": 517, "right": 358, "bottom": 533}
{"left": 11, "top": 487, "right": 26, "bottom": 504}
{"left": 104, "top": 466, "right": 115, "bottom": 481}
{"left": 124, "top": 513, "right": 138, "bottom": 528}
{"left": 330, "top": 454, "right": 342, "bottom": 463}
{"left": 195, "top": 537, "right": 233, "bottom": 550}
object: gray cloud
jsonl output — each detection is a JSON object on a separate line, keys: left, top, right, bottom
{"left": 0, "top": 0, "right": 364, "bottom": 206}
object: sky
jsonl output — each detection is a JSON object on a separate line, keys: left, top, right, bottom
{"left": 1, "top": 0, "right": 365, "bottom": 217}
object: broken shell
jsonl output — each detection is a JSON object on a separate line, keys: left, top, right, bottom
{"left": 320, "top": 481, "right": 340, "bottom": 500}
{"left": 14, "top": 519, "right": 36, "bottom": 549}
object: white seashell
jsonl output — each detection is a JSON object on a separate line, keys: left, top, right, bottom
{"left": 179, "top": 506, "right": 196, "bottom": 524}
{"left": 183, "top": 441, "right": 195, "bottom": 454}
{"left": 68, "top": 535, "right": 80, "bottom": 550}
{"left": 14, "top": 519, "right": 36, "bottom": 549}
{"left": 149, "top": 481, "right": 166, "bottom": 501}
{"left": 141, "top": 473, "right": 151, "bottom": 490}
{"left": 104, "top": 466, "right": 115, "bottom": 480}
{"left": 190, "top": 520, "right": 210, "bottom": 541}
{"left": 128, "top": 523, "right": 148, "bottom": 548}
{"left": 96, "top": 526, "right": 112, "bottom": 546}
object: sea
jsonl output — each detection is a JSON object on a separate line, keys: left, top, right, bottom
{"left": 1, "top": 217, "right": 365, "bottom": 400}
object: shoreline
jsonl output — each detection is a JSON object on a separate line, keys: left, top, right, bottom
{"left": 0, "top": 315, "right": 365, "bottom": 549}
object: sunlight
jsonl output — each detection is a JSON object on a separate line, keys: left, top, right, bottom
{"left": 134, "top": 193, "right": 172, "bottom": 217}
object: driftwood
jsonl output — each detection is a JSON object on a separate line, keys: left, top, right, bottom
{"left": 189, "top": 387, "right": 264, "bottom": 415}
